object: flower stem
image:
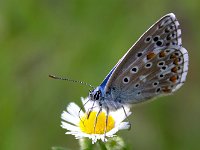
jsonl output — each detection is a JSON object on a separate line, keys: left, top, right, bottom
{"left": 98, "top": 141, "right": 108, "bottom": 150}
{"left": 79, "top": 138, "right": 94, "bottom": 150}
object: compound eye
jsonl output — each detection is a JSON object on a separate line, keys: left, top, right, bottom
{"left": 89, "top": 92, "right": 93, "bottom": 97}
{"left": 94, "top": 92, "right": 100, "bottom": 100}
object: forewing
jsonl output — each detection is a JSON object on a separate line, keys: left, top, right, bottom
{"left": 104, "top": 13, "right": 188, "bottom": 104}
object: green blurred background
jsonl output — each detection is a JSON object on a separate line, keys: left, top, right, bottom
{"left": 0, "top": 0, "right": 199, "bottom": 149}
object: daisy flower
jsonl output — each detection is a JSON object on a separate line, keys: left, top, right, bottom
{"left": 61, "top": 97, "right": 132, "bottom": 144}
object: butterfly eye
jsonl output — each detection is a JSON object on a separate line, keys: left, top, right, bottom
{"left": 89, "top": 93, "right": 92, "bottom": 97}
{"left": 93, "top": 91, "right": 101, "bottom": 100}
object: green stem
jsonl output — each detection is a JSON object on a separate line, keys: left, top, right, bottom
{"left": 79, "top": 138, "right": 93, "bottom": 150}
{"left": 98, "top": 141, "right": 108, "bottom": 150}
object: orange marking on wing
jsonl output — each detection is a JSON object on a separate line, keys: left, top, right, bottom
{"left": 170, "top": 54, "right": 177, "bottom": 59}
{"left": 173, "top": 58, "right": 179, "bottom": 65}
{"left": 147, "top": 52, "right": 156, "bottom": 60}
{"left": 159, "top": 51, "right": 166, "bottom": 58}
{"left": 171, "top": 67, "right": 178, "bottom": 73}
{"left": 170, "top": 76, "right": 177, "bottom": 83}
{"left": 162, "top": 86, "right": 171, "bottom": 93}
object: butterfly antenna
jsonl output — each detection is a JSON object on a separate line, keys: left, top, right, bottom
{"left": 49, "top": 74, "right": 95, "bottom": 89}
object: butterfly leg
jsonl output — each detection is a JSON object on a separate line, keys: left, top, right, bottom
{"left": 93, "top": 105, "right": 102, "bottom": 134}
{"left": 121, "top": 105, "right": 131, "bottom": 130}
{"left": 103, "top": 106, "right": 109, "bottom": 142}
{"left": 78, "top": 98, "right": 91, "bottom": 126}
{"left": 86, "top": 100, "right": 96, "bottom": 119}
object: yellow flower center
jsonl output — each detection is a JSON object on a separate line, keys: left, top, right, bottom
{"left": 79, "top": 111, "right": 115, "bottom": 134}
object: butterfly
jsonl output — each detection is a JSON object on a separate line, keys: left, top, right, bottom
{"left": 88, "top": 13, "right": 189, "bottom": 113}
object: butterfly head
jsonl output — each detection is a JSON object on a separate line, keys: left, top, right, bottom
{"left": 89, "top": 86, "right": 104, "bottom": 102}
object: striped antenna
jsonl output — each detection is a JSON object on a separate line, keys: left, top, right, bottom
{"left": 49, "top": 74, "right": 95, "bottom": 89}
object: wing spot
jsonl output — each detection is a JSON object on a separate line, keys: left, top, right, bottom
{"left": 145, "top": 36, "right": 152, "bottom": 43}
{"left": 123, "top": 76, "right": 130, "bottom": 84}
{"left": 175, "top": 52, "right": 180, "bottom": 56}
{"left": 135, "top": 83, "right": 140, "bottom": 88}
{"left": 156, "top": 40, "right": 163, "bottom": 46}
{"left": 130, "top": 67, "right": 139, "bottom": 74}
{"left": 161, "top": 66, "right": 167, "bottom": 70}
{"left": 153, "top": 81, "right": 159, "bottom": 87}
{"left": 156, "top": 87, "right": 161, "bottom": 93}
{"left": 172, "top": 33, "right": 176, "bottom": 38}
{"left": 159, "top": 74, "right": 164, "bottom": 79}
{"left": 165, "top": 49, "right": 171, "bottom": 53}
{"left": 145, "top": 62, "right": 152, "bottom": 68}
{"left": 153, "top": 36, "right": 159, "bottom": 42}
{"left": 158, "top": 61, "right": 165, "bottom": 67}
{"left": 137, "top": 52, "right": 143, "bottom": 57}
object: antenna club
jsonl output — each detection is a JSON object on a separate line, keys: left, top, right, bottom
{"left": 49, "top": 74, "right": 55, "bottom": 78}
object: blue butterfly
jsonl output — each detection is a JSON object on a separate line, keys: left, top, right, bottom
{"left": 89, "top": 13, "right": 189, "bottom": 113}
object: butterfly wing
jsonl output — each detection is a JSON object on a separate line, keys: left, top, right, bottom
{"left": 104, "top": 13, "right": 189, "bottom": 104}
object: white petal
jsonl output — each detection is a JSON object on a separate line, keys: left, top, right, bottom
{"left": 61, "top": 111, "right": 80, "bottom": 125}
{"left": 111, "top": 107, "right": 132, "bottom": 124}
{"left": 106, "top": 128, "right": 118, "bottom": 136}
{"left": 118, "top": 122, "right": 131, "bottom": 130}
{"left": 61, "top": 121, "right": 79, "bottom": 131}
{"left": 67, "top": 102, "right": 84, "bottom": 117}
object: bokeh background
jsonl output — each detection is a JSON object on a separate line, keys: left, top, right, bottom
{"left": 0, "top": 0, "right": 199, "bottom": 150}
